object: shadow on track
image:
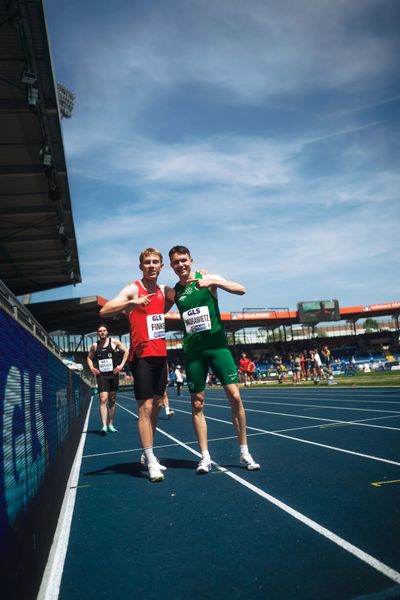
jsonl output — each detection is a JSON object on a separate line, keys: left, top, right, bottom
{"left": 84, "top": 458, "right": 198, "bottom": 479}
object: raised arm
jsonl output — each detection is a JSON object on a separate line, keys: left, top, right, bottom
{"left": 164, "top": 285, "right": 176, "bottom": 313}
{"left": 99, "top": 282, "right": 153, "bottom": 317}
{"left": 188, "top": 274, "right": 246, "bottom": 296}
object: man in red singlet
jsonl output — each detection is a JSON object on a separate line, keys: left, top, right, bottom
{"left": 99, "top": 248, "right": 175, "bottom": 482}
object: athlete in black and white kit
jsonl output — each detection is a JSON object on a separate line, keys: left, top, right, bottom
{"left": 87, "top": 324, "right": 129, "bottom": 435}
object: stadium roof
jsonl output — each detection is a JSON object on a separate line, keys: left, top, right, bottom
{"left": 0, "top": 0, "right": 81, "bottom": 296}
{"left": 26, "top": 297, "right": 400, "bottom": 336}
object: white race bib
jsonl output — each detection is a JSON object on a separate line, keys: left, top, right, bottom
{"left": 147, "top": 314, "right": 165, "bottom": 340}
{"left": 183, "top": 306, "right": 211, "bottom": 334}
{"left": 99, "top": 358, "right": 113, "bottom": 373}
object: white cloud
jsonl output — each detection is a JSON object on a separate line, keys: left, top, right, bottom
{"left": 40, "top": 0, "right": 400, "bottom": 312}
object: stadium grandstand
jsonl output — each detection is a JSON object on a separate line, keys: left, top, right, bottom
{"left": 1, "top": 3, "right": 400, "bottom": 599}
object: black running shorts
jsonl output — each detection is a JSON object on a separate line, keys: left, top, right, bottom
{"left": 130, "top": 356, "right": 168, "bottom": 401}
{"left": 96, "top": 374, "right": 119, "bottom": 393}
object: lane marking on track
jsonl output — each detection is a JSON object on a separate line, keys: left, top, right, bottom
{"left": 240, "top": 396, "right": 400, "bottom": 406}
{"left": 371, "top": 480, "right": 400, "bottom": 488}
{"left": 185, "top": 395, "right": 400, "bottom": 414}
{"left": 82, "top": 403, "right": 264, "bottom": 459}
{"left": 319, "top": 423, "right": 353, "bottom": 429}
{"left": 37, "top": 397, "right": 93, "bottom": 600}
{"left": 117, "top": 403, "right": 400, "bottom": 585}
{"left": 242, "top": 400, "right": 400, "bottom": 414}
{"left": 170, "top": 398, "right": 400, "bottom": 434}
{"left": 172, "top": 397, "right": 400, "bottom": 431}
{"left": 158, "top": 404, "right": 400, "bottom": 467}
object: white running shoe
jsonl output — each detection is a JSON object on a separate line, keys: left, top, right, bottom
{"left": 240, "top": 453, "right": 260, "bottom": 471}
{"left": 166, "top": 410, "right": 175, "bottom": 418}
{"left": 140, "top": 453, "right": 167, "bottom": 471}
{"left": 196, "top": 457, "right": 212, "bottom": 474}
{"left": 148, "top": 463, "right": 165, "bottom": 482}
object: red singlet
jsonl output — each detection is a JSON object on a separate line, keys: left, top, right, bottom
{"left": 128, "top": 280, "right": 167, "bottom": 360}
{"left": 239, "top": 357, "right": 251, "bottom": 372}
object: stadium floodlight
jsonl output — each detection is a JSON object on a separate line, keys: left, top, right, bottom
{"left": 40, "top": 145, "right": 52, "bottom": 167}
{"left": 48, "top": 181, "right": 62, "bottom": 201}
{"left": 57, "top": 83, "right": 75, "bottom": 118}
{"left": 28, "top": 86, "right": 39, "bottom": 109}
{"left": 21, "top": 70, "right": 37, "bottom": 84}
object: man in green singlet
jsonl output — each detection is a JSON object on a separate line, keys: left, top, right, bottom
{"left": 167, "top": 245, "right": 260, "bottom": 474}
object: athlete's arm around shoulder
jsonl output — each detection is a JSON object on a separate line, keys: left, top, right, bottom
{"left": 191, "top": 273, "right": 246, "bottom": 296}
{"left": 99, "top": 282, "right": 141, "bottom": 317}
{"left": 163, "top": 285, "right": 176, "bottom": 313}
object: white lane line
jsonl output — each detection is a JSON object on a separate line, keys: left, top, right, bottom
{"left": 180, "top": 394, "right": 400, "bottom": 414}
{"left": 118, "top": 404, "right": 400, "bottom": 585}
{"left": 169, "top": 407, "right": 399, "bottom": 436}
{"left": 275, "top": 414, "right": 400, "bottom": 433}
{"left": 119, "top": 396, "right": 400, "bottom": 464}
{"left": 37, "top": 398, "right": 93, "bottom": 600}
{"left": 165, "top": 406, "right": 400, "bottom": 467}
{"left": 82, "top": 432, "right": 258, "bottom": 459}
{"left": 245, "top": 401, "right": 400, "bottom": 414}
{"left": 173, "top": 400, "right": 400, "bottom": 431}
{"left": 240, "top": 389, "right": 400, "bottom": 397}
{"left": 240, "top": 419, "right": 400, "bottom": 467}
{"left": 240, "top": 396, "right": 400, "bottom": 406}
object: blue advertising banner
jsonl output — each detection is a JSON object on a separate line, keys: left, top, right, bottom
{"left": 0, "top": 306, "right": 91, "bottom": 599}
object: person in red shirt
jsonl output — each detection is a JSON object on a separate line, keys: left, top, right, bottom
{"left": 100, "top": 248, "right": 175, "bottom": 483}
{"left": 238, "top": 352, "right": 252, "bottom": 386}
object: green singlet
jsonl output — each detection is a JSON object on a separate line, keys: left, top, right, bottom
{"left": 174, "top": 272, "right": 239, "bottom": 392}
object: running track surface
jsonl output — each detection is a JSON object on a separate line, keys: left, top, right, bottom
{"left": 44, "top": 386, "right": 400, "bottom": 600}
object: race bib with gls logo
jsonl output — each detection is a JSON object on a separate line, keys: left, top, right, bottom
{"left": 147, "top": 314, "right": 165, "bottom": 339}
{"left": 99, "top": 358, "right": 114, "bottom": 373}
{"left": 183, "top": 306, "right": 211, "bottom": 334}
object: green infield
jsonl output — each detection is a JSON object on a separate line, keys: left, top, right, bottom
{"left": 240, "top": 370, "right": 400, "bottom": 388}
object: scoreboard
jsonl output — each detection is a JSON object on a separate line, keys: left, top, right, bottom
{"left": 297, "top": 299, "right": 340, "bottom": 324}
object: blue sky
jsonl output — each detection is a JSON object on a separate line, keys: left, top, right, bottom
{"left": 35, "top": 0, "right": 400, "bottom": 313}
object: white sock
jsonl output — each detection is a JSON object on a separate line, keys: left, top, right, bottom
{"left": 201, "top": 450, "right": 211, "bottom": 461}
{"left": 165, "top": 407, "right": 170, "bottom": 415}
{"left": 144, "top": 447, "right": 156, "bottom": 465}
{"left": 240, "top": 444, "right": 249, "bottom": 456}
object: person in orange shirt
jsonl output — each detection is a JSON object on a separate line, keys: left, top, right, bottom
{"left": 238, "top": 352, "right": 252, "bottom": 386}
